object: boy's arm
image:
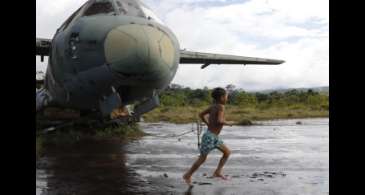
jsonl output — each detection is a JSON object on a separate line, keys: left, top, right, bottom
{"left": 199, "top": 107, "right": 210, "bottom": 125}
{"left": 217, "top": 105, "right": 233, "bottom": 126}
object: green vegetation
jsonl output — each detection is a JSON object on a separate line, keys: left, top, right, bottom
{"left": 36, "top": 84, "right": 329, "bottom": 157}
{"left": 36, "top": 136, "right": 43, "bottom": 159}
{"left": 94, "top": 123, "right": 145, "bottom": 139}
{"left": 144, "top": 84, "right": 329, "bottom": 124}
{"left": 36, "top": 123, "right": 145, "bottom": 158}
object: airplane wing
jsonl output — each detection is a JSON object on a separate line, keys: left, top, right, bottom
{"left": 36, "top": 38, "right": 52, "bottom": 61}
{"left": 179, "top": 50, "right": 284, "bottom": 69}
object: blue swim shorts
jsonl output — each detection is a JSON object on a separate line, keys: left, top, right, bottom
{"left": 199, "top": 130, "right": 224, "bottom": 155}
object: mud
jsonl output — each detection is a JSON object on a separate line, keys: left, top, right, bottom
{"left": 37, "top": 118, "right": 329, "bottom": 195}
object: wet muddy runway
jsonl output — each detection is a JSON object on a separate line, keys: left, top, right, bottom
{"left": 37, "top": 118, "right": 329, "bottom": 195}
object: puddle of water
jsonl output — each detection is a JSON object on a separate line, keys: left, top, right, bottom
{"left": 37, "top": 118, "right": 329, "bottom": 195}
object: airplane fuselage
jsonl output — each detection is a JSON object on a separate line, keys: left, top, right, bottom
{"left": 45, "top": 0, "right": 179, "bottom": 112}
{"left": 37, "top": 0, "right": 285, "bottom": 117}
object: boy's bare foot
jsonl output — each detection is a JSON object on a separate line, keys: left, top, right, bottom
{"left": 213, "top": 172, "right": 228, "bottom": 180}
{"left": 183, "top": 173, "right": 192, "bottom": 185}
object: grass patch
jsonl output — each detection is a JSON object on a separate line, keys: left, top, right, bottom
{"left": 95, "top": 124, "right": 145, "bottom": 139}
{"left": 36, "top": 136, "right": 43, "bottom": 158}
{"left": 143, "top": 105, "right": 329, "bottom": 124}
{"left": 36, "top": 123, "right": 145, "bottom": 159}
{"left": 235, "top": 118, "right": 253, "bottom": 126}
{"left": 143, "top": 106, "right": 201, "bottom": 124}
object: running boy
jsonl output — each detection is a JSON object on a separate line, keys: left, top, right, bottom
{"left": 183, "top": 87, "right": 233, "bottom": 185}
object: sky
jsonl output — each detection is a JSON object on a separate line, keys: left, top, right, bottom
{"left": 36, "top": 0, "right": 329, "bottom": 91}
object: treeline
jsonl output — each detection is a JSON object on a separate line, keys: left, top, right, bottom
{"left": 159, "top": 84, "right": 329, "bottom": 110}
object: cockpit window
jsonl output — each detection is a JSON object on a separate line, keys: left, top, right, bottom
{"left": 115, "top": 0, "right": 144, "bottom": 17}
{"left": 114, "top": 0, "right": 164, "bottom": 24}
{"left": 59, "top": 4, "right": 85, "bottom": 31}
{"left": 139, "top": 4, "right": 164, "bottom": 24}
{"left": 83, "top": 0, "right": 115, "bottom": 16}
{"left": 115, "top": 0, "right": 128, "bottom": 15}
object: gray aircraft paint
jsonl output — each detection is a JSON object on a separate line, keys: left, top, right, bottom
{"left": 42, "top": 0, "right": 179, "bottom": 113}
{"left": 36, "top": 0, "right": 284, "bottom": 117}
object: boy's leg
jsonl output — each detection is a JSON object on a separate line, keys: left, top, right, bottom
{"left": 183, "top": 154, "right": 208, "bottom": 185}
{"left": 213, "top": 144, "right": 231, "bottom": 178}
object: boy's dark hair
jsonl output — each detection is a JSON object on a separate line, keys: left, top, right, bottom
{"left": 211, "top": 87, "right": 227, "bottom": 101}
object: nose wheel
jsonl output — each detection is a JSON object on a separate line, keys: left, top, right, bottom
{"left": 106, "top": 94, "right": 160, "bottom": 126}
{"left": 107, "top": 105, "right": 140, "bottom": 126}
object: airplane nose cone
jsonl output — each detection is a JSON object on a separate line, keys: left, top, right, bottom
{"left": 104, "top": 24, "right": 176, "bottom": 83}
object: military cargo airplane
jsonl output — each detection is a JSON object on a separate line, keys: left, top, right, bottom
{"left": 36, "top": 0, "right": 284, "bottom": 122}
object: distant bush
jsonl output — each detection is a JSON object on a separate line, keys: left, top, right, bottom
{"left": 236, "top": 118, "right": 253, "bottom": 126}
{"left": 158, "top": 84, "right": 329, "bottom": 110}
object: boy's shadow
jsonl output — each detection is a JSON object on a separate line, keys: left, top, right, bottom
{"left": 184, "top": 185, "right": 194, "bottom": 195}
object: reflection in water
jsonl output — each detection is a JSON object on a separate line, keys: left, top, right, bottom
{"left": 37, "top": 118, "right": 329, "bottom": 195}
{"left": 37, "top": 139, "right": 153, "bottom": 195}
{"left": 184, "top": 185, "right": 194, "bottom": 195}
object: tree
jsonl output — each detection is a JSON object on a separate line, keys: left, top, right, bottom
{"left": 225, "top": 84, "right": 236, "bottom": 93}
{"left": 170, "top": 84, "right": 183, "bottom": 90}
{"left": 255, "top": 93, "right": 269, "bottom": 102}
{"left": 236, "top": 91, "right": 257, "bottom": 107}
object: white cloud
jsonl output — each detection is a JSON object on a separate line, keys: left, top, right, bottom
{"left": 36, "top": 0, "right": 329, "bottom": 91}
{"left": 158, "top": 0, "right": 329, "bottom": 90}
